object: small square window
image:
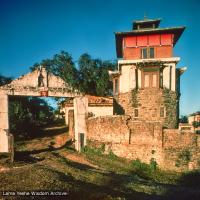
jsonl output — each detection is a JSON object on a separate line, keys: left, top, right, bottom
{"left": 141, "top": 47, "right": 155, "bottom": 59}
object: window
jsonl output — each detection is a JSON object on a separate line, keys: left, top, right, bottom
{"left": 141, "top": 48, "right": 147, "bottom": 59}
{"left": 134, "top": 108, "right": 139, "bottom": 118}
{"left": 141, "top": 47, "right": 155, "bottom": 59}
{"left": 160, "top": 107, "right": 165, "bottom": 118}
{"left": 149, "top": 47, "right": 154, "bottom": 58}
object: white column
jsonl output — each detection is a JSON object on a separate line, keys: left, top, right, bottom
{"left": 0, "top": 94, "right": 9, "bottom": 153}
{"left": 74, "top": 96, "right": 88, "bottom": 151}
{"left": 129, "top": 66, "right": 136, "bottom": 89}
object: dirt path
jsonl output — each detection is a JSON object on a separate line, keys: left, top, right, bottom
{"left": 15, "top": 125, "right": 99, "bottom": 169}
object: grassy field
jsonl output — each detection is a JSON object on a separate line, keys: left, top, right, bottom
{"left": 0, "top": 125, "right": 200, "bottom": 200}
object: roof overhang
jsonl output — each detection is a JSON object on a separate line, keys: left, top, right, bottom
{"left": 177, "top": 67, "right": 187, "bottom": 75}
{"left": 133, "top": 18, "right": 161, "bottom": 29}
{"left": 118, "top": 57, "right": 180, "bottom": 65}
{"left": 115, "top": 26, "right": 185, "bottom": 58}
{"left": 108, "top": 70, "right": 120, "bottom": 79}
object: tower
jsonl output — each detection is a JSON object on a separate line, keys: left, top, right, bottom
{"left": 109, "top": 18, "right": 186, "bottom": 128}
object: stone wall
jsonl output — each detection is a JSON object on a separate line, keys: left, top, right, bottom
{"left": 86, "top": 115, "right": 200, "bottom": 171}
{"left": 162, "top": 129, "right": 200, "bottom": 171}
{"left": 87, "top": 115, "right": 164, "bottom": 166}
{"left": 114, "top": 88, "right": 178, "bottom": 128}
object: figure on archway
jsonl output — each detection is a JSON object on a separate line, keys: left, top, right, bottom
{"left": 38, "top": 71, "right": 44, "bottom": 87}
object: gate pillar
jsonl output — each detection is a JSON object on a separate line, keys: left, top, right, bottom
{"left": 73, "top": 96, "right": 88, "bottom": 152}
{"left": 0, "top": 94, "right": 9, "bottom": 153}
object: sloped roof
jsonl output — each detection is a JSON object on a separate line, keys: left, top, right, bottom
{"left": 132, "top": 18, "right": 161, "bottom": 29}
{"left": 65, "top": 95, "right": 113, "bottom": 107}
{"left": 115, "top": 26, "right": 185, "bottom": 58}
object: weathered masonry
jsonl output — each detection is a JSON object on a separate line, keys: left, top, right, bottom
{"left": 109, "top": 18, "right": 186, "bottom": 128}
{"left": 87, "top": 116, "right": 200, "bottom": 171}
{"left": 0, "top": 67, "right": 88, "bottom": 158}
{"left": 81, "top": 17, "right": 200, "bottom": 171}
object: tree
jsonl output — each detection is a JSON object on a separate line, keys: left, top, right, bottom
{"left": 9, "top": 96, "right": 54, "bottom": 139}
{"left": 78, "top": 53, "right": 99, "bottom": 95}
{"left": 0, "top": 75, "right": 12, "bottom": 86}
{"left": 78, "top": 53, "right": 116, "bottom": 96}
{"left": 193, "top": 121, "right": 200, "bottom": 128}
{"left": 30, "top": 51, "right": 117, "bottom": 96}
{"left": 30, "top": 51, "right": 78, "bottom": 90}
{"left": 179, "top": 115, "right": 188, "bottom": 123}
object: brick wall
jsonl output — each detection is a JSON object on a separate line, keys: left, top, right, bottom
{"left": 86, "top": 116, "right": 200, "bottom": 171}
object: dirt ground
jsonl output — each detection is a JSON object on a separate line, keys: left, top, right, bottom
{"left": 0, "top": 125, "right": 200, "bottom": 200}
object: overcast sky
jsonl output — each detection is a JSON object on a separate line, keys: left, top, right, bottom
{"left": 0, "top": 0, "right": 199, "bottom": 115}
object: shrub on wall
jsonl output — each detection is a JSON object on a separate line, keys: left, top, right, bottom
{"left": 175, "top": 149, "right": 191, "bottom": 167}
{"left": 163, "top": 87, "right": 179, "bottom": 128}
{"left": 131, "top": 89, "right": 138, "bottom": 108}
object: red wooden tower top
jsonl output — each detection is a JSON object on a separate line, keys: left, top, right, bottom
{"left": 115, "top": 18, "right": 185, "bottom": 59}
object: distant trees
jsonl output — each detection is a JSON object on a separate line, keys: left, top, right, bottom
{"left": 0, "top": 75, "right": 12, "bottom": 85}
{"left": 9, "top": 96, "right": 54, "bottom": 138}
{"left": 179, "top": 115, "right": 188, "bottom": 123}
{"left": 193, "top": 121, "right": 200, "bottom": 129}
{"left": 30, "top": 51, "right": 116, "bottom": 96}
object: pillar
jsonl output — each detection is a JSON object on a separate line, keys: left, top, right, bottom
{"left": 0, "top": 94, "right": 9, "bottom": 153}
{"left": 68, "top": 109, "right": 75, "bottom": 140}
{"left": 74, "top": 96, "right": 88, "bottom": 152}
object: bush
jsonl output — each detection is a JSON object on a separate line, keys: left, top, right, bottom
{"left": 108, "top": 150, "right": 118, "bottom": 160}
{"left": 175, "top": 149, "right": 191, "bottom": 167}
{"left": 131, "top": 159, "right": 158, "bottom": 179}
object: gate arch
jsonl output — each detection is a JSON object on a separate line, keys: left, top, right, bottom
{"left": 0, "top": 66, "right": 87, "bottom": 160}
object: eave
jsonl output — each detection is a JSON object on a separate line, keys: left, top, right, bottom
{"left": 115, "top": 26, "right": 186, "bottom": 58}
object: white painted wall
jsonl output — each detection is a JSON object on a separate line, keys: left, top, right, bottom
{"left": 117, "top": 58, "right": 179, "bottom": 93}
{"left": 129, "top": 66, "right": 136, "bottom": 89}
{"left": 88, "top": 106, "right": 113, "bottom": 117}
{"left": 163, "top": 65, "right": 170, "bottom": 89}
{"left": 119, "top": 65, "right": 138, "bottom": 93}
{"left": 163, "top": 63, "right": 176, "bottom": 91}
{"left": 0, "top": 94, "right": 9, "bottom": 153}
{"left": 65, "top": 106, "right": 113, "bottom": 125}
{"left": 120, "top": 65, "right": 131, "bottom": 93}
{"left": 171, "top": 63, "right": 176, "bottom": 91}
{"left": 188, "top": 116, "right": 195, "bottom": 125}
{"left": 74, "top": 97, "right": 88, "bottom": 151}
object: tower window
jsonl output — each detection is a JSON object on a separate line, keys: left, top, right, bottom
{"left": 141, "top": 47, "right": 155, "bottom": 59}
{"left": 141, "top": 48, "right": 147, "bottom": 59}
{"left": 134, "top": 108, "right": 139, "bottom": 118}
{"left": 149, "top": 47, "right": 154, "bottom": 58}
{"left": 160, "top": 106, "right": 165, "bottom": 118}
